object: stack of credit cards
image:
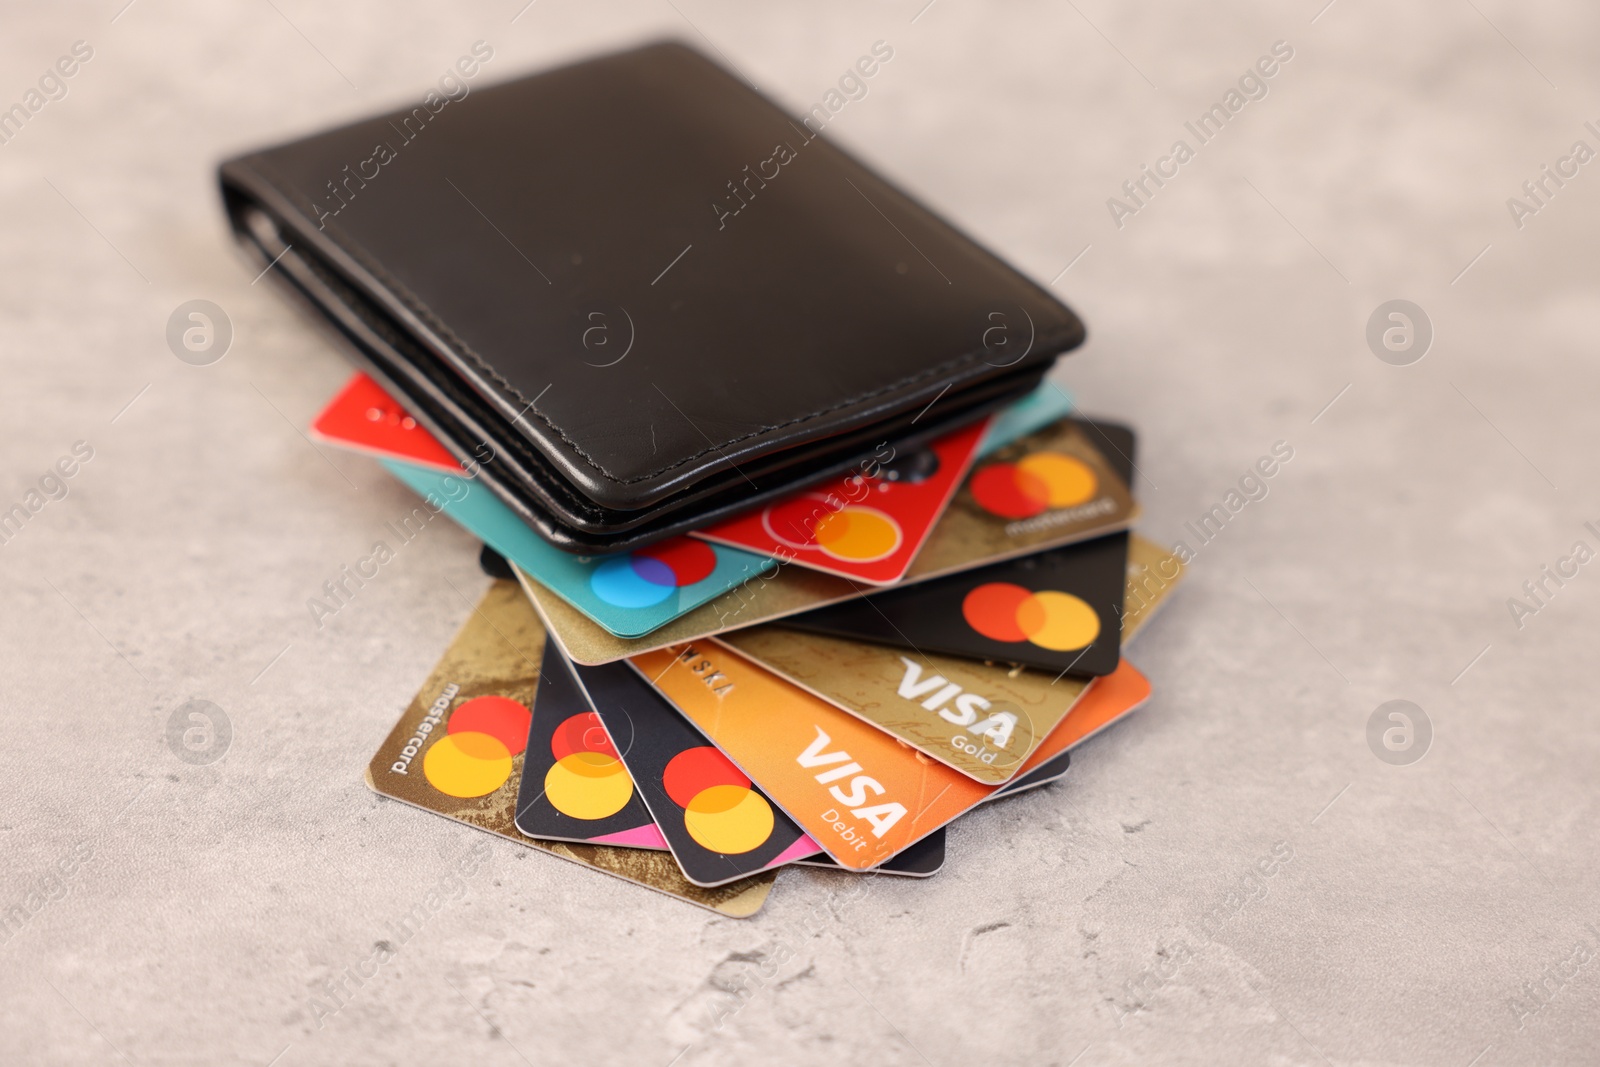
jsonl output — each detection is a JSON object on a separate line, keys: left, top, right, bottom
{"left": 318, "top": 374, "right": 1182, "bottom": 916}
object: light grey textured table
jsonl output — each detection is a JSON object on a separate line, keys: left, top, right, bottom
{"left": 4, "top": 2, "right": 1598, "bottom": 1064}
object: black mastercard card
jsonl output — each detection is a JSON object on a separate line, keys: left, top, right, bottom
{"left": 989, "top": 748, "right": 1071, "bottom": 799}
{"left": 799, "top": 827, "right": 946, "bottom": 877}
{"left": 784, "top": 421, "right": 1136, "bottom": 677}
{"left": 784, "top": 534, "right": 1128, "bottom": 676}
{"left": 569, "top": 657, "right": 822, "bottom": 888}
{"left": 513, "top": 643, "right": 668, "bottom": 850}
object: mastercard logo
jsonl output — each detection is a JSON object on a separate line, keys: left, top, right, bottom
{"left": 422, "top": 695, "right": 532, "bottom": 799}
{"left": 589, "top": 537, "right": 717, "bottom": 608}
{"left": 543, "top": 712, "right": 634, "bottom": 820}
{"left": 961, "top": 582, "right": 1102, "bottom": 652}
{"left": 761, "top": 495, "right": 903, "bottom": 564}
{"left": 970, "top": 452, "right": 1097, "bottom": 520}
{"left": 662, "top": 746, "right": 774, "bottom": 855}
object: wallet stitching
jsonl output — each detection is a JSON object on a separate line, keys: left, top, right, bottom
{"left": 243, "top": 159, "right": 1078, "bottom": 488}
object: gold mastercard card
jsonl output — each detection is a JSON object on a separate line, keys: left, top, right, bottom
{"left": 895, "top": 417, "right": 1138, "bottom": 574}
{"left": 714, "top": 535, "right": 1183, "bottom": 784}
{"left": 364, "top": 579, "right": 775, "bottom": 918}
{"left": 518, "top": 417, "right": 1139, "bottom": 665}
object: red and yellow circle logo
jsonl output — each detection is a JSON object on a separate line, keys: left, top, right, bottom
{"left": 422, "top": 695, "right": 531, "bottom": 798}
{"left": 662, "top": 746, "right": 774, "bottom": 854}
{"left": 961, "top": 582, "right": 1101, "bottom": 652}
{"left": 970, "top": 452, "right": 1097, "bottom": 519}
{"left": 543, "top": 712, "right": 634, "bottom": 820}
{"left": 761, "top": 495, "right": 903, "bottom": 564}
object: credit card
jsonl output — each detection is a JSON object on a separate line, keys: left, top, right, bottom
{"left": 908, "top": 418, "right": 1137, "bottom": 575}
{"left": 311, "top": 372, "right": 461, "bottom": 472}
{"left": 785, "top": 532, "right": 1129, "bottom": 678}
{"left": 363, "top": 578, "right": 774, "bottom": 917}
{"left": 694, "top": 419, "right": 988, "bottom": 586}
{"left": 513, "top": 642, "right": 668, "bottom": 850}
{"left": 383, "top": 460, "right": 775, "bottom": 639}
{"left": 524, "top": 418, "right": 1138, "bottom": 665}
{"left": 978, "top": 381, "right": 1074, "bottom": 457}
{"left": 715, "top": 535, "right": 1181, "bottom": 782}
{"left": 988, "top": 750, "right": 1072, "bottom": 798}
{"left": 569, "top": 658, "right": 822, "bottom": 887}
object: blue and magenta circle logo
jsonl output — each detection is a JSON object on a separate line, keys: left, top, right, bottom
{"left": 589, "top": 537, "right": 717, "bottom": 607}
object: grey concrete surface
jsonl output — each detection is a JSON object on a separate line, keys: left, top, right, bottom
{"left": 3, "top": 1, "right": 1599, "bottom": 1064}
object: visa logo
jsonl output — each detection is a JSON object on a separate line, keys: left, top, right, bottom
{"left": 897, "top": 658, "right": 1017, "bottom": 748}
{"left": 796, "top": 727, "right": 907, "bottom": 839}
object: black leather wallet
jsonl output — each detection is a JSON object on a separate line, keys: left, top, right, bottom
{"left": 220, "top": 41, "right": 1085, "bottom": 552}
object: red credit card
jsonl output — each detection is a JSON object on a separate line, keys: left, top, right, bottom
{"left": 693, "top": 418, "right": 989, "bottom": 586}
{"left": 310, "top": 373, "right": 459, "bottom": 473}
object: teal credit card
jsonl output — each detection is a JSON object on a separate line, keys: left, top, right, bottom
{"left": 382, "top": 460, "right": 776, "bottom": 639}
{"left": 979, "top": 380, "right": 1073, "bottom": 457}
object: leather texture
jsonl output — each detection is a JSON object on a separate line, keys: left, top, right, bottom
{"left": 220, "top": 40, "right": 1085, "bottom": 552}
